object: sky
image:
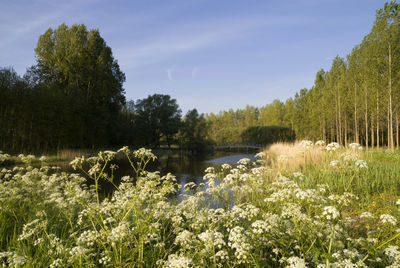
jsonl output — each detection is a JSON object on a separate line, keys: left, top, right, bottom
{"left": 0, "top": 0, "right": 389, "bottom": 114}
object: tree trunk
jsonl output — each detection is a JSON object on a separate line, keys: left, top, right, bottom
{"left": 388, "top": 43, "right": 394, "bottom": 151}
{"left": 336, "top": 98, "right": 339, "bottom": 143}
{"left": 377, "top": 92, "right": 380, "bottom": 151}
{"left": 344, "top": 115, "right": 348, "bottom": 147}
{"left": 354, "top": 82, "right": 359, "bottom": 144}
{"left": 364, "top": 86, "right": 369, "bottom": 151}
{"left": 371, "top": 116, "right": 375, "bottom": 149}
{"left": 338, "top": 90, "right": 342, "bottom": 145}
{"left": 396, "top": 109, "right": 399, "bottom": 150}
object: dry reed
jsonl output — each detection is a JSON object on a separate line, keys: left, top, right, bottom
{"left": 265, "top": 142, "right": 327, "bottom": 173}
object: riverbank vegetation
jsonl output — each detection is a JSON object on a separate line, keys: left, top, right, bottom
{"left": 1, "top": 143, "right": 400, "bottom": 267}
{"left": 4, "top": 2, "right": 400, "bottom": 154}
{"left": 206, "top": 1, "right": 400, "bottom": 151}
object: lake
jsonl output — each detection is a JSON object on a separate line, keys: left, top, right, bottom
{"left": 55, "top": 150, "right": 258, "bottom": 195}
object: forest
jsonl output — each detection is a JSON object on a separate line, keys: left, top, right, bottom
{"left": 2, "top": 1, "right": 400, "bottom": 152}
{"left": 0, "top": 24, "right": 213, "bottom": 152}
{"left": 3, "top": 2, "right": 400, "bottom": 267}
{"left": 207, "top": 1, "right": 400, "bottom": 151}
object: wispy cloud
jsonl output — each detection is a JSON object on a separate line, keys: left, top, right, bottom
{"left": 191, "top": 66, "right": 198, "bottom": 78}
{"left": 116, "top": 14, "right": 313, "bottom": 70}
{"left": 0, "top": 0, "right": 100, "bottom": 49}
{"left": 167, "top": 66, "right": 175, "bottom": 81}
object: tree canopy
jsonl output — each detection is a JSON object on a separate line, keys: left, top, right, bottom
{"left": 204, "top": 1, "right": 400, "bottom": 150}
{"left": 178, "top": 109, "right": 211, "bottom": 152}
{"left": 133, "top": 94, "right": 181, "bottom": 148}
{"left": 0, "top": 24, "right": 128, "bottom": 151}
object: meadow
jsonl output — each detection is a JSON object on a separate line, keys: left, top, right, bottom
{"left": 0, "top": 142, "right": 400, "bottom": 267}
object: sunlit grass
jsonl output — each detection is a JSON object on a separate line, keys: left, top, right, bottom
{"left": 0, "top": 143, "right": 400, "bottom": 267}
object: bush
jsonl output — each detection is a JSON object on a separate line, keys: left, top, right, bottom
{"left": 241, "top": 126, "right": 295, "bottom": 145}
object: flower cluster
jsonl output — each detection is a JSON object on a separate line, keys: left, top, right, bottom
{"left": 299, "top": 140, "right": 313, "bottom": 149}
{"left": 326, "top": 142, "right": 340, "bottom": 151}
{"left": 0, "top": 146, "right": 399, "bottom": 267}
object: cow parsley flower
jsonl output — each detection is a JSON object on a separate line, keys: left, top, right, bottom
{"left": 293, "top": 172, "right": 305, "bottom": 180}
{"left": 360, "top": 212, "right": 374, "bottom": 219}
{"left": 286, "top": 256, "right": 307, "bottom": 268}
{"left": 323, "top": 206, "right": 340, "bottom": 221}
{"left": 299, "top": 140, "right": 313, "bottom": 149}
{"left": 349, "top": 143, "right": 361, "bottom": 149}
{"left": 163, "top": 254, "right": 194, "bottom": 268}
{"left": 315, "top": 140, "right": 326, "bottom": 146}
{"left": 355, "top": 160, "right": 367, "bottom": 169}
{"left": 326, "top": 142, "right": 340, "bottom": 151}
{"left": 380, "top": 214, "right": 397, "bottom": 226}
{"left": 330, "top": 160, "right": 339, "bottom": 167}
{"left": 221, "top": 163, "right": 232, "bottom": 170}
{"left": 133, "top": 148, "right": 156, "bottom": 161}
{"left": 237, "top": 158, "right": 251, "bottom": 165}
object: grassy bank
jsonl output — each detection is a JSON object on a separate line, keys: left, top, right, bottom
{"left": 0, "top": 143, "right": 400, "bottom": 267}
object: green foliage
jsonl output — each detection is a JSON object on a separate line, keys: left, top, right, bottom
{"left": 0, "top": 24, "right": 129, "bottom": 152}
{"left": 206, "top": 102, "right": 292, "bottom": 144}
{"left": 178, "top": 109, "right": 212, "bottom": 152}
{"left": 204, "top": 1, "right": 400, "bottom": 149}
{"left": 133, "top": 94, "right": 181, "bottom": 148}
{"left": 214, "top": 127, "right": 244, "bottom": 143}
{"left": 1, "top": 147, "right": 400, "bottom": 266}
{"left": 241, "top": 126, "right": 295, "bottom": 145}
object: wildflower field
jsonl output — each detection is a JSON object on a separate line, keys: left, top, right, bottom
{"left": 1, "top": 142, "right": 400, "bottom": 267}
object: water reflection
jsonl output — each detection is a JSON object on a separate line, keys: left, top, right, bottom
{"left": 43, "top": 151, "right": 258, "bottom": 195}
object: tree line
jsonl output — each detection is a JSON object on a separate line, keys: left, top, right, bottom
{"left": 3, "top": 1, "right": 398, "bottom": 153}
{"left": 0, "top": 24, "right": 209, "bottom": 153}
{"left": 206, "top": 1, "right": 400, "bottom": 151}
{"left": 288, "top": 0, "right": 400, "bottom": 151}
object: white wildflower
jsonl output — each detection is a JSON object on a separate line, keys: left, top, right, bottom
{"left": 286, "top": 256, "right": 307, "bottom": 268}
{"left": 133, "top": 148, "right": 156, "bottom": 160}
{"left": 49, "top": 258, "right": 63, "bottom": 268}
{"left": 299, "top": 140, "right": 313, "bottom": 149}
{"left": 228, "top": 226, "right": 252, "bottom": 264}
{"left": 293, "top": 172, "right": 305, "bottom": 180}
{"left": 380, "top": 214, "right": 397, "bottom": 226}
{"left": 255, "top": 151, "right": 266, "bottom": 158}
{"left": 355, "top": 159, "right": 367, "bottom": 169}
{"left": 330, "top": 160, "right": 339, "bottom": 167}
{"left": 164, "top": 254, "right": 194, "bottom": 268}
{"left": 108, "top": 221, "right": 130, "bottom": 246}
{"left": 175, "top": 230, "right": 195, "bottom": 249}
{"left": 69, "top": 156, "right": 85, "bottom": 170}
{"left": 323, "top": 206, "right": 340, "bottom": 221}
{"left": 349, "top": 143, "right": 361, "bottom": 150}
{"left": 237, "top": 158, "right": 251, "bottom": 165}
{"left": 384, "top": 245, "right": 400, "bottom": 263}
{"left": 215, "top": 250, "right": 229, "bottom": 261}
{"left": 360, "top": 212, "right": 374, "bottom": 219}
{"left": 117, "top": 146, "right": 130, "bottom": 154}
{"left": 204, "top": 167, "right": 215, "bottom": 174}
{"left": 326, "top": 142, "right": 340, "bottom": 151}
{"left": 198, "top": 230, "right": 225, "bottom": 250}
{"left": 221, "top": 163, "right": 232, "bottom": 170}
{"left": 315, "top": 140, "right": 325, "bottom": 146}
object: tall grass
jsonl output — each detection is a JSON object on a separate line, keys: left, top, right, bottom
{"left": 1, "top": 145, "right": 400, "bottom": 267}
{"left": 266, "top": 142, "right": 400, "bottom": 202}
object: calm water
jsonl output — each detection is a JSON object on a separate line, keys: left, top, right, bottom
{"left": 56, "top": 151, "right": 257, "bottom": 194}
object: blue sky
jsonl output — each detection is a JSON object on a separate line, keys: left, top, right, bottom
{"left": 0, "top": 0, "right": 388, "bottom": 114}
